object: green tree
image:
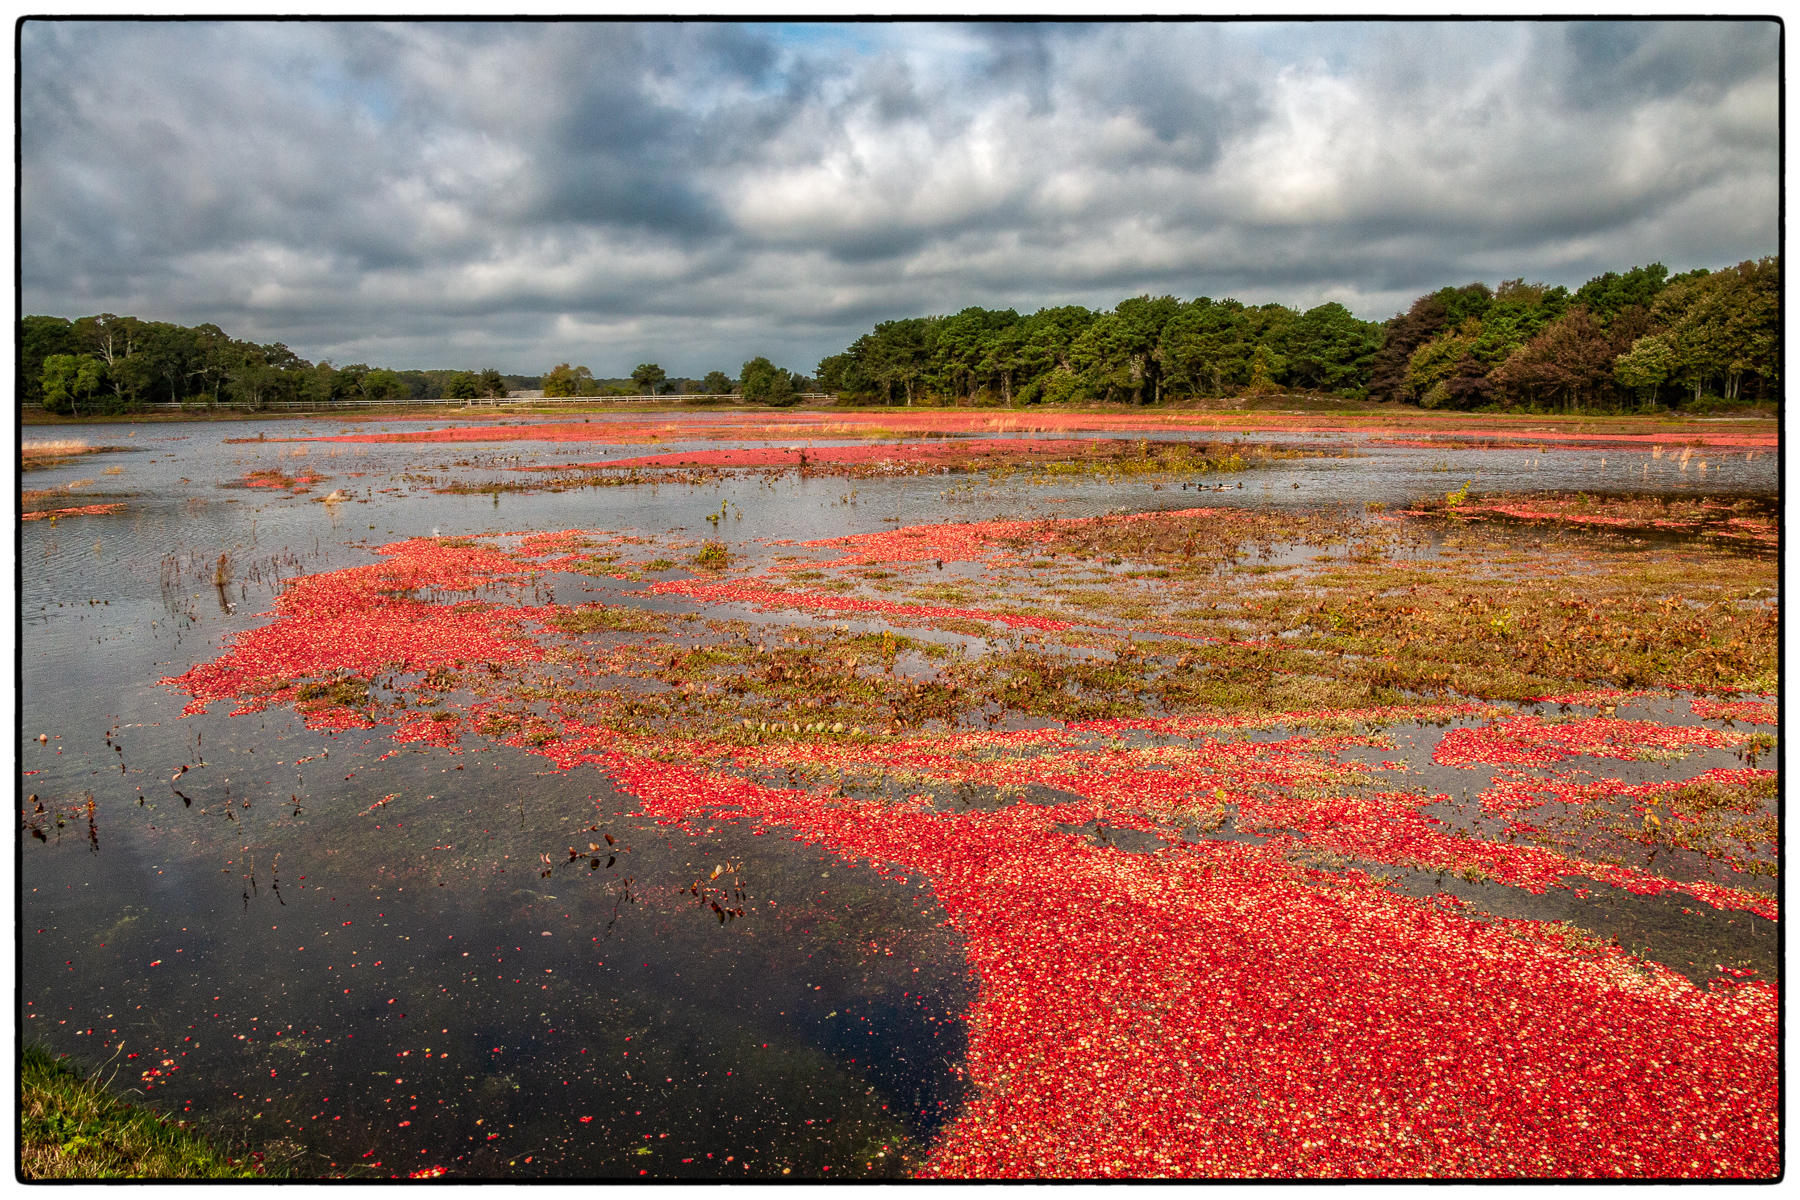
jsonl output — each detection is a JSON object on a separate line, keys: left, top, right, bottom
{"left": 398, "top": 372, "right": 436, "bottom": 402}
{"left": 1067, "top": 314, "right": 1130, "bottom": 403}
{"left": 542, "top": 363, "right": 597, "bottom": 397}
{"left": 41, "top": 354, "right": 108, "bottom": 416}
{"left": 1159, "top": 299, "right": 1254, "bottom": 397}
{"left": 1626, "top": 263, "right": 1778, "bottom": 407}
{"left": 1272, "top": 301, "right": 1381, "bottom": 393}
{"left": 1467, "top": 280, "right": 1568, "bottom": 367}
{"left": 478, "top": 368, "right": 508, "bottom": 398}
{"left": 71, "top": 313, "right": 148, "bottom": 407}
{"left": 1406, "top": 321, "right": 1481, "bottom": 405}
{"left": 931, "top": 307, "right": 1020, "bottom": 402}
{"left": 1010, "top": 306, "right": 1095, "bottom": 404}
{"left": 332, "top": 363, "right": 369, "bottom": 403}
{"left": 1370, "top": 283, "right": 1492, "bottom": 402}
{"left": 217, "top": 340, "right": 314, "bottom": 409}
{"left": 804, "top": 257, "right": 1779, "bottom": 413}
{"left": 631, "top": 363, "right": 667, "bottom": 394}
{"left": 187, "top": 325, "right": 234, "bottom": 405}
{"left": 1660, "top": 258, "right": 1780, "bottom": 403}
{"left": 20, "top": 316, "right": 77, "bottom": 410}
{"left": 814, "top": 351, "right": 855, "bottom": 396}
{"left": 1574, "top": 263, "right": 1669, "bottom": 322}
{"left": 360, "top": 368, "right": 407, "bottom": 404}
{"left": 738, "top": 357, "right": 797, "bottom": 405}
{"left": 867, "top": 318, "right": 939, "bottom": 405}
{"left": 444, "top": 371, "right": 480, "bottom": 400}
{"left": 1072, "top": 296, "right": 1180, "bottom": 404}
{"left": 225, "top": 351, "right": 276, "bottom": 409}
{"left": 1247, "top": 342, "right": 1287, "bottom": 392}
{"left": 134, "top": 322, "right": 201, "bottom": 406}
{"left": 1613, "top": 334, "right": 1674, "bottom": 407}
{"left": 305, "top": 361, "right": 340, "bottom": 408}
{"left": 701, "top": 370, "right": 734, "bottom": 395}
{"left": 1490, "top": 306, "right": 1615, "bottom": 411}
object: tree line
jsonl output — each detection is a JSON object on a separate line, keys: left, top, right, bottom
{"left": 22, "top": 257, "right": 1775, "bottom": 417}
{"left": 20, "top": 313, "right": 534, "bottom": 416}
{"left": 18, "top": 311, "right": 826, "bottom": 416}
{"left": 540, "top": 357, "right": 817, "bottom": 404}
{"left": 815, "top": 257, "right": 1778, "bottom": 411}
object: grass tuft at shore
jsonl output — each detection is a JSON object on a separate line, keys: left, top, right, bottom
{"left": 19, "top": 1043, "right": 278, "bottom": 1179}
{"left": 20, "top": 438, "right": 99, "bottom": 470}
{"left": 21, "top": 438, "right": 90, "bottom": 457}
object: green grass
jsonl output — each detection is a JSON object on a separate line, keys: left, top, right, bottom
{"left": 20, "top": 1043, "right": 281, "bottom": 1179}
{"left": 547, "top": 603, "right": 671, "bottom": 635}
{"left": 694, "top": 540, "right": 732, "bottom": 570}
{"left": 293, "top": 676, "right": 372, "bottom": 707}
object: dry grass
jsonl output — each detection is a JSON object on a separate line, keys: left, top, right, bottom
{"left": 21, "top": 439, "right": 94, "bottom": 468}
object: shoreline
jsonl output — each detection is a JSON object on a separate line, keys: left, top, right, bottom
{"left": 19, "top": 397, "right": 1780, "bottom": 428}
{"left": 20, "top": 1042, "right": 287, "bottom": 1179}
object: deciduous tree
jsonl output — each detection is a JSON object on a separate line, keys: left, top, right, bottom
{"left": 739, "top": 357, "right": 798, "bottom": 405}
{"left": 1490, "top": 306, "right": 1614, "bottom": 411}
{"left": 40, "top": 353, "right": 107, "bottom": 416}
{"left": 631, "top": 363, "right": 667, "bottom": 394}
{"left": 542, "top": 363, "right": 597, "bottom": 397}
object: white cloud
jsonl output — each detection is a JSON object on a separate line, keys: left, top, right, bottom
{"left": 19, "top": 19, "right": 1779, "bottom": 375}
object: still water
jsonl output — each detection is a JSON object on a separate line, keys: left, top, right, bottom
{"left": 17, "top": 416, "right": 1778, "bottom": 1176}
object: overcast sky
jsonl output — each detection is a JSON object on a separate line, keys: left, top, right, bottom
{"left": 20, "top": 19, "right": 1780, "bottom": 377}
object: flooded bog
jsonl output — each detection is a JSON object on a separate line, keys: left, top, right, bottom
{"left": 19, "top": 413, "right": 1781, "bottom": 1178}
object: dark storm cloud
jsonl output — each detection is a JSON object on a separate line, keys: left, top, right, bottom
{"left": 1559, "top": 19, "right": 1777, "bottom": 108}
{"left": 19, "top": 19, "right": 1779, "bottom": 376}
{"left": 968, "top": 22, "right": 1061, "bottom": 113}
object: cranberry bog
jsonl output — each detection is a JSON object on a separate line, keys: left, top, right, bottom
{"left": 19, "top": 412, "right": 1779, "bottom": 1178}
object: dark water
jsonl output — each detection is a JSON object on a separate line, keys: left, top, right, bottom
{"left": 16, "top": 416, "right": 1779, "bottom": 1177}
